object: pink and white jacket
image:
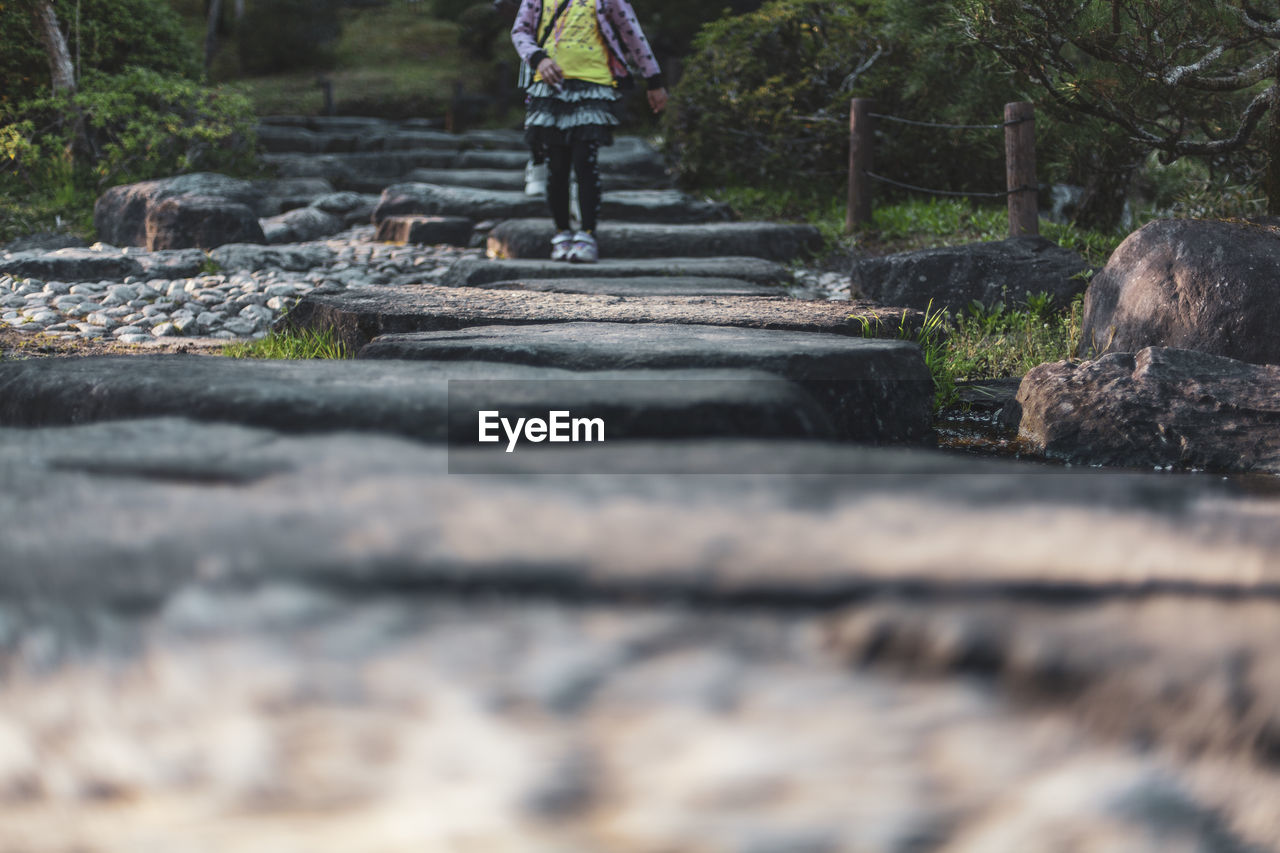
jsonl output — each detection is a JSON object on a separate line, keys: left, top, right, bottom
{"left": 511, "top": 0, "right": 665, "bottom": 91}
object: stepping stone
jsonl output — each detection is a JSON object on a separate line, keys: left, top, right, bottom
{"left": 404, "top": 167, "right": 666, "bottom": 192}
{"left": 466, "top": 276, "right": 779, "bottom": 297}
{"left": 359, "top": 322, "right": 935, "bottom": 443}
{"left": 488, "top": 218, "right": 822, "bottom": 262}
{"left": 0, "top": 356, "right": 837, "bottom": 445}
{"left": 283, "top": 284, "right": 913, "bottom": 350}
{"left": 133, "top": 248, "right": 211, "bottom": 280}
{"left": 0, "top": 420, "right": 1272, "bottom": 602}
{"left": 0, "top": 248, "right": 143, "bottom": 281}
{"left": 456, "top": 147, "right": 667, "bottom": 179}
{"left": 209, "top": 243, "right": 336, "bottom": 272}
{"left": 442, "top": 256, "right": 796, "bottom": 288}
{"left": 375, "top": 215, "right": 474, "bottom": 246}
{"left": 373, "top": 184, "right": 729, "bottom": 226}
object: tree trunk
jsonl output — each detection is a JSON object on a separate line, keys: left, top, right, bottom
{"left": 35, "top": 1, "right": 76, "bottom": 94}
{"left": 1268, "top": 73, "right": 1280, "bottom": 215}
{"left": 205, "top": 0, "right": 224, "bottom": 73}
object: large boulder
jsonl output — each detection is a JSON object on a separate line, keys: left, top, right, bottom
{"left": 144, "top": 195, "right": 266, "bottom": 251}
{"left": 95, "top": 173, "right": 266, "bottom": 249}
{"left": 1017, "top": 346, "right": 1280, "bottom": 474}
{"left": 851, "top": 235, "right": 1089, "bottom": 314}
{"left": 1079, "top": 218, "right": 1280, "bottom": 364}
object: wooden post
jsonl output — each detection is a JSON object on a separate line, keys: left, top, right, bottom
{"left": 1005, "top": 101, "right": 1038, "bottom": 237}
{"left": 846, "top": 98, "right": 875, "bottom": 233}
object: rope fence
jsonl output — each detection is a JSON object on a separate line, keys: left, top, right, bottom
{"left": 845, "top": 98, "right": 1038, "bottom": 238}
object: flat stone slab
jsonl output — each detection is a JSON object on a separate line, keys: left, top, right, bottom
{"left": 0, "top": 248, "right": 143, "bottom": 281}
{"left": 360, "top": 322, "right": 934, "bottom": 443}
{"left": 442, "top": 256, "right": 796, "bottom": 288}
{"left": 284, "top": 284, "right": 916, "bottom": 351}
{"left": 488, "top": 218, "right": 822, "bottom": 262}
{"left": 0, "top": 356, "right": 837, "bottom": 445}
{"left": 404, "top": 167, "right": 666, "bottom": 192}
{"left": 373, "top": 184, "right": 730, "bottom": 225}
{"left": 208, "top": 243, "right": 336, "bottom": 272}
{"left": 466, "top": 275, "right": 779, "bottom": 297}
{"left": 1, "top": 420, "right": 1277, "bottom": 600}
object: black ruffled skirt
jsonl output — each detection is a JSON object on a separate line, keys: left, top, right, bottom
{"left": 523, "top": 79, "right": 620, "bottom": 148}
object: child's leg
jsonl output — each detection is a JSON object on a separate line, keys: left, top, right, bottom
{"left": 570, "top": 140, "right": 602, "bottom": 234}
{"left": 545, "top": 143, "right": 573, "bottom": 232}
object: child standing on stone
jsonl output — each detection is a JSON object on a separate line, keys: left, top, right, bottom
{"left": 511, "top": 0, "right": 668, "bottom": 263}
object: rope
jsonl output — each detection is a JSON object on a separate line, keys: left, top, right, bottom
{"left": 862, "top": 170, "right": 1036, "bottom": 199}
{"left": 866, "top": 113, "right": 1034, "bottom": 130}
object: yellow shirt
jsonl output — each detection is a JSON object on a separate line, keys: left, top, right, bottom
{"left": 535, "top": 0, "right": 615, "bottom": 87}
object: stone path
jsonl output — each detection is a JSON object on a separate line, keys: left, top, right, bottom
{"left": 1, "top": 117, "right": 1279, "bottom": 850}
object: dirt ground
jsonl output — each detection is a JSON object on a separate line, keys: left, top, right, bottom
{"left": 0, "top": 328, "right": 230, "bottom": 360}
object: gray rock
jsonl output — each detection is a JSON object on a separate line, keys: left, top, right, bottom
{"left": 466, "top": 276, "right": 779, "bottom": 297}
{"left": 1080, "top": 218, "right": 1280, "bottom": 364}
{"left": 488, "top": 219, "right": 821, "bottom": 263}
{"left": 359, "top": 322, "right": 935, "bottom": 444}
{"left": 0, "top": 418, "right": 1273, "bottom": 599}
{"left": 457, "top": 146, "right": 667, "bottom": 180}
{"left": 309, "top": 191, "right": 370, "bottom": 214}
{"left": 209, "top": 243, "right": 336, "bottom": 272}
{"left": 0, "top": 357, "right": 838, "bottom": 447}
{"left": 851, "top": 235, "right": 1090, "bottom": 314}
{"left": 94, "top": 173, "right": 266, "bottom": 247}
{"left": 145, "top": 195, "right": 266, "bottom": 251}
{"left": 375, "top": 215, "right": 474, "bottom": 247}
{"left": 404, "top": 167, "right": 664, "bottom": 192}
{"left": 442, "top": 256, "right": 795, "bottom": 289}
{"left": 1, "top": 231, "right": 89, "bottom": 253}
{"left": 134, "top": 248, "right": 210, "bottom": 280}
{"left": 254, "top": 177, "right": 337, "bottom": 216}
{"left": 0, "top": 248, "right": 143, "bottom": 282}
{"left": 373, "top": 184, "right": 729, "bottom": 226}
{"left": 282, "top": 284, "right": 915, "bottom": 351}
{"left": 255, "top": 124, "right": 326, "bottom": 154}
{"left": 260, "top": 207, "right": 344, "bottom": 244}
{"left": 1017, "top": 346, "right": 1280, "bottom": 473}
{"left": 264, "top": 150, "right": 459, "bottom": 185}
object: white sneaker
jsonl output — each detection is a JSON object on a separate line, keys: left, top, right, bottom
{"left": 550, "top": 230, "right": 574, "bottom": 261}
{"left": 566, "top": 231, "right": 598, "bottom": 264}
{"left": 525, "top": 160, "right": 547, "bottom": 196}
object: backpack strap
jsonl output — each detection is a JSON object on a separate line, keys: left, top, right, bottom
{"left": 537, "top": 0, "right": 573, "bottom": 47}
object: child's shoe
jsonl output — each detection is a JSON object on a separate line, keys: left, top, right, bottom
{"left": 550, "top": 230, "right": 574, "bottom": 261}
{"left": 567, "top": 231, "right": 598, "bottom": 263}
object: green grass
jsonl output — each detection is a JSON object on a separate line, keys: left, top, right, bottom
{"left": 221, "top": 326, "right": 350, "bottom": 360}
{"left": 857, "top": 293, "right": 1082, "bottom": 411}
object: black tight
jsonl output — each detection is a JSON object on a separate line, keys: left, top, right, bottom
{"left": 546, "top": 139, "right": 602, "bottom": 233}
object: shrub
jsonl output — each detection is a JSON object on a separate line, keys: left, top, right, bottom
{"left": 665, "top": 0, "right": 1016, "bottom": 204}
{"left": 236, "top": 0, "right": 344, "bottom": 74}
{"left": 0, "top": 0, "right": 198, "bottom": 105}
{"left": 0, "top": 67, "right": 257, "bottom": 192}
